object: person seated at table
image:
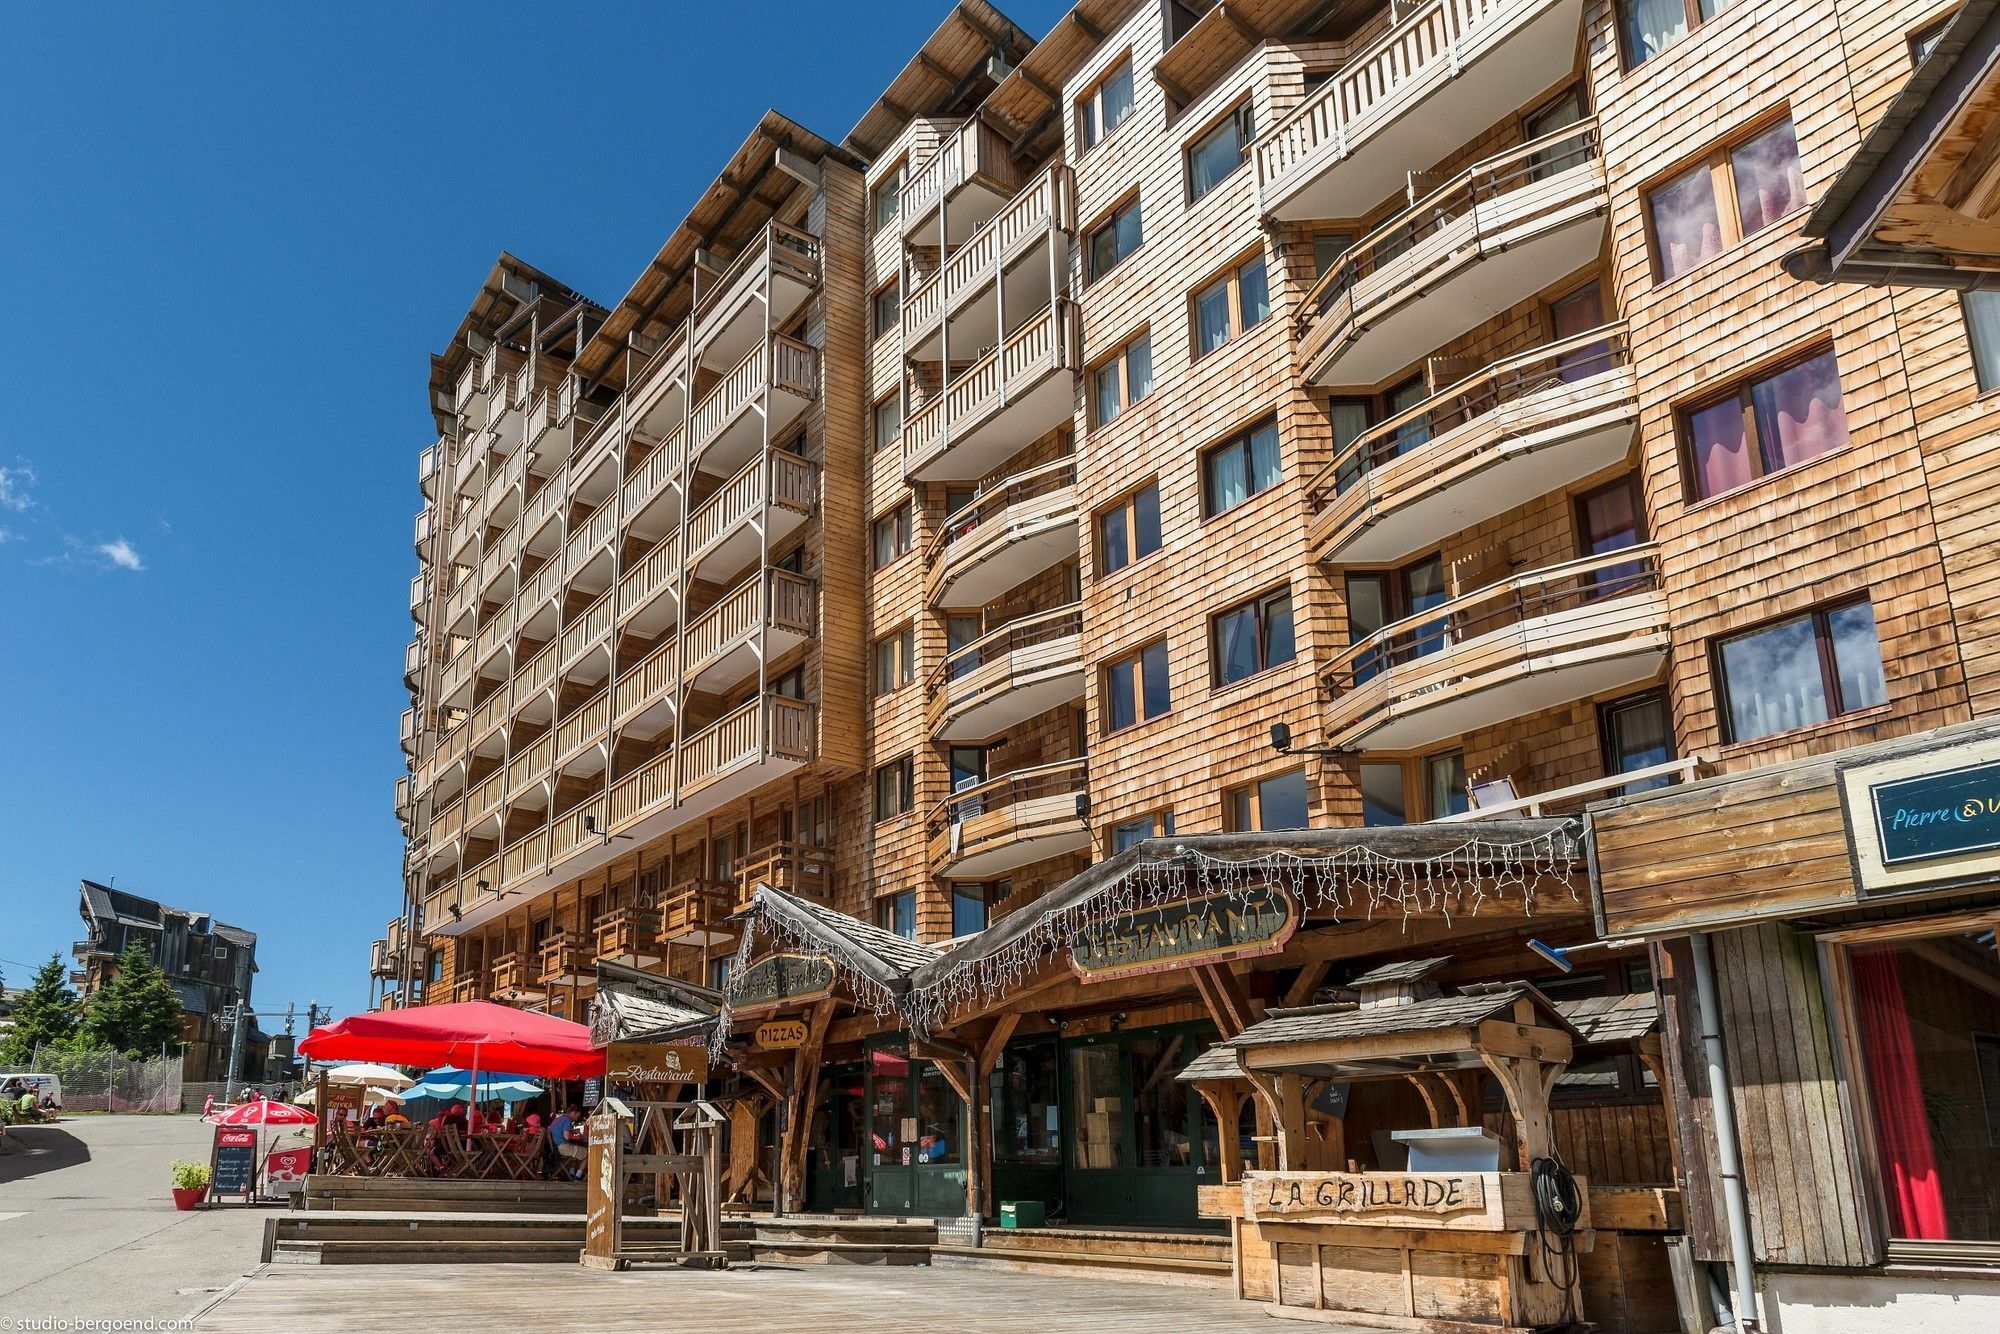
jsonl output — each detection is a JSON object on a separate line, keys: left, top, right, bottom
{"left": 384, "top": 1109, "right": 410, "bottom": 1127}
{"left": 468, "top": 1103, "right": 489, "bottom": 1133}
{"left": 361, "top": 1106, "right": 387, "bottom": 1131}
{"left": 547, "top": 1103, "right": 585, "bottom": 1180}
{"left": 441, "top": 1102, "right": 469, "bottom": 1137}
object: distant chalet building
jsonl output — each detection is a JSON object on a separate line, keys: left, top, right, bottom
{"left": 73, "top": 880, "right": 266, "bottom": 1081}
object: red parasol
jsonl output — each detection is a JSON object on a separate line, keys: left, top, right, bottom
{"left": 298, "top": 1001, "right": 604, "bottom": 1080}
{"left": 208, "top": 1095, "right": 317, "bottom": 1127}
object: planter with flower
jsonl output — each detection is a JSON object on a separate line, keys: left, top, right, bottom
{"left": 170, "top": 1160, "right": 211, "bottom": 1210}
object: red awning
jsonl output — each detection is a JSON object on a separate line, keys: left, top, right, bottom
{"left": 299, "top": 1002, "right": 604, "bottom": 1079}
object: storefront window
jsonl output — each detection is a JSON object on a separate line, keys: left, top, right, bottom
{"left": 1070, "top": 1044, "right": 1124, "bottom": 1170}
{"left": 1128, "top": 1032, "right": 1195, "bottom": 1169}
{"left": 1847, "top": 930, "right": 2000, "bottom": 1244}
{"left": 992, "top": 1039, "right": 1061, "bottom": 1165}
{"left": 869, "top": 1049, "right": 909, "bottom": 1167}
{"left": 914, "top": 1064, "right": 962, "bottom": 1166}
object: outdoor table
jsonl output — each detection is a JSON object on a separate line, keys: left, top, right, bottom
{"left": 370, "top": 1125, "right": 428, "bottom": 1178}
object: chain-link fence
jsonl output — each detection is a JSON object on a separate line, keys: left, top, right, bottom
{"left": 180, "top": 1079, "right": 297, "bottom": 1112}
{"left": 2, "top": 1050, "right": 184, "bottom": 1113}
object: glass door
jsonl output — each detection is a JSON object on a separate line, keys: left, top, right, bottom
{"left": 806, "top": 1062, "right": 865, "bottom": 1212}
{"left": 1062, "top": 1023, "right": 1217, "bottom": 1228}
{"left": 865, "top": 1044, "right": 913, "bottom": 1213}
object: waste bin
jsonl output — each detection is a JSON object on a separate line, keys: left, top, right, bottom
{"left": 999, "top": 1200, "right": 1045, "bottom": 1229}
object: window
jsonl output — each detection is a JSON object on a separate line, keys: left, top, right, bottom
{"left": 873, "top": 393, "right": 902, "bottom": 453}
{"left": 1601, "top": 692, "right": 1675, "bottom": 793}
{"left": 1840, "top": 927, "right": 2000, "bottom": 1245}
{"left": 950, "top": 883, "right": 998, "bottom": 937}
{"left": 1087, "top": 196, "right": 1143, "bottom": 282}
{"left": 873, "top": 756, "right": 915, "bottom": 820}
{"left": 873, "top": 160, "right": 905, "bottom": 231}
{"left": 1526, "top": 89, "right": 1591, "bottom": 180}
{"left": 871, "top": 503, "right": 912, "bottom": 568}
{"left": 1909, "top": 14, "right": 1951, "bottom": 63}
{"left": 1202, "top": 415, "right": 1281, "bottom": 515}
{"left": 872, "top": 282, "right": 900, "bottom": 338}
{"left": 1551, "top": 281, "right": 1613, "bottom": 382}
{"left": 1715, "top": 599, "right": 1887, "bottom": 741}
{"left": 1224, "top": 767, "right": 1310, "bottom": 832}
{"left": 1212, "top": 586, "right": 1296, "bottom": 686}
{"left": 1648, "top": 116, "right": 1805, "bottom": 280}
{"left": 772, "top": 664, "right": 807, "bottom": 700}
{"left": 1681, "top": 345, "right": 1851, "bottom": 500}
{"left": 1359, "top": 764, "right": 1407, "bottom": 827}
{"left": 876, "top": 890, "right": 916, "bottom": 939}
{"left": 1077, "top": 58, "right": 1135, "bottom": 150}
{"left": 1102, "top": 640, "right": 1171, "bottom": 732}
{"left": 1097, "top": 482, "right": 1162, "bottom": 575}
{"left": 708, "top": 956, "right": 731, "bottom": 991}
{"left": 1425, "top": 752, "right": 1469, "bottom": 819}
{"left": 1575, "top": 475, "right": 1648, "bottom": 593}
{"left": 873, "top": 625, "right": 915, "bottom": 694}
{"left": 1618, "top": 0, "right": 1733, "bottom": 69}
{"left": 1187, "top": 101, "right": 1255, "bottom": 202}
{"left": 1192, "top": 252, "right": 1271, "bottom": 358}
{"left": 1962, "top": 291, "right": 2000, "bottom": 391}
{"left": 1345, "top": 555, "right": 1447, "bottom": 683}
{"left": 1111, "top": 811, "right": 1174, "bottom": 853}
{"left": 1091, "top": 332, "right": 1154, "bottom": 426}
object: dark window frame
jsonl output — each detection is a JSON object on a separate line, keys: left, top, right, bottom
{"left": 1190, "top": 248, "right": 1273, "bottom": 360}
{"left": 1089, "top": 329, "right": 1155, "bottom": 428}
{"left": 872, "top": 280, "right": 900, "bottom": 339}
{"left": 872, "top": 755, "right": 915, "bottom": 821}
{"left": 1185, "top": 98, "right": 1257, "bottom": 204}
{"left": 871, "top": 502, "right": 913, "bottom": 569}
{"left": 1675, "top": 340, "right": 1850, "bottom": 502}
{"left": 1086, "top": 194, "right": 1145, "bottom": 284}
{"left": 1210, "top": 584, "right": 1297, "bottom": 688}
{"left": 1201, "top": 413, "right": 1283, "bottom": 517}
{"left": 1711, "top": 597, "right": 1888, "bottom": 743}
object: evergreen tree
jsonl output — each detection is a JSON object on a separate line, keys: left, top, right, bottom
{"left": 81, "top": 941, "right": 186, "bottom": 1059}
{"left": 1, "top": 954, "right": 80, "bottom": 1064}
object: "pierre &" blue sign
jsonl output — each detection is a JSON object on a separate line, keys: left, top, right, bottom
{"left": 1869, "top": 758, "right": 2000, "bottom": 867}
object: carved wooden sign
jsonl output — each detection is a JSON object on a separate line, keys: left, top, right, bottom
{"left": 1069, "top": 884, "right": 1297, "bottom": 981}
{"left": 1245, "top": 1171, "right": 1489, "bottom": 1223}
{"left": 730, "top": 952, "right": 836, "bottom": 1013}
{"left": 604, "top": 1041, "right": 710, "bottom": 1086}
{"left": 582, "top": 1109, "right": 618, "bottom": 1267}
{"left": 756, "top": 1019, "right": 809, "bottom": 1050}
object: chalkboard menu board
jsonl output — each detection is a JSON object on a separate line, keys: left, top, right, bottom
{"left": 210, "top": 1127, "right": 258, "bottom": 1200}
{"left": 583, "top": 1077, "right": 602, "bottom": 1109}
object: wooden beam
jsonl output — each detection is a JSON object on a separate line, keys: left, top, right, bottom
{"left": 1283, "top": 959, "right": 1332, "bottom": 1007}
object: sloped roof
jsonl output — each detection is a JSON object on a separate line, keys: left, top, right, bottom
{"left": 1176, "top": 1044, "right": 1247, "bottom": 1083}
{"left": 426, "top": 254, "right": 600, "bottom": 433}
{"left": 844, "top": 1, "right": 1036, "bottom": 158}
{"left": 740, "top": 885, "right": 942, "bottom": 992}
{"left": 590, "top": 960, "right": 720, "bottom": 1046}
{"left": 1349, "top": 956, "right": 1451, "bottom": 988}
{"left": 1553, "top": 993, "right": 1660, "bottom": 1048}
{"left": 78, "top": 880, "right": 256, "bottom": 950}
{"left": 1229, "top": 982, "right": 1580, "bottom": 1051}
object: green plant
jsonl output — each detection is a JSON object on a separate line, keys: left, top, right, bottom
{"left": 0, "top": 1101, "right": 16, "bottom": 1127}
{"left": 170, "top": 1160, "right": 210, "bottom": 1191}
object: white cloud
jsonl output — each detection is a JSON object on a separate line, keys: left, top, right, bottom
{"left": 94, "top": 538, "right": 143, "bottom": 571}
{"left": 0, "top": 461, "right": 34, "bottom": 512}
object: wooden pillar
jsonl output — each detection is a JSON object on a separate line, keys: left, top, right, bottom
{"left": 971, "top": 1013, "right": 1020, "bottom": 1219}
{"left": 1193, "top": 1082, "right": 1248, "bottom": 1183}
{"left": 778, "top": 998, "right": 835, "bottom": 1213}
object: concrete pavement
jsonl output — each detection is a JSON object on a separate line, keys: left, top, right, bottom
{"left": 0, "top": 1114, "right": 275, "bottom": 1326}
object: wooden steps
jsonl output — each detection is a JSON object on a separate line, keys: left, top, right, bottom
{"left": 739, "top": 1215, "right": 938, "bottom": 1267}
{"left": 933, "top": 1227, "right": 1232, "bottom": 1288}
{"left": 300, "top": 1174, "right": 585, "bottom": 1214}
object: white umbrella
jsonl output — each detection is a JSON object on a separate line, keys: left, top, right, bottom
{"left": 322, "top": 1062, "right": 414, "bottom": 1089}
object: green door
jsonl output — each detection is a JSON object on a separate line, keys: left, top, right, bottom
{"left": 805, "top": 1062, "right": 865, "bottom": 1213}
{"left": 1063, "top": 1023, "right": 1219, "bottom": 1228}
{"left": 862, "top": 1039, "right": 966, "bottom": 1217}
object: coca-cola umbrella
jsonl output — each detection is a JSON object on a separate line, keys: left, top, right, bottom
{"left": 205, "top": 1096, "right": 318, "bottom": 1200}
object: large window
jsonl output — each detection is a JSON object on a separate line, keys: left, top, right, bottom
{"left": 1102, "top": 640, "right": 1171, "bottom": 732}
{"left": 990, "top": 1038, "right": 1061, "bottom": 1166}
{"left": 1087, "top": 196, "right": 1144, "bottom": 283}
{"left": 871, "top": 502, "right": 912, "bottom": 568}
{"left": 1346, "top": 555, "right": 1448, "bottom": 683}
{"left": 873, "top": 160, "right": 905, "bottom": 231}
{"left": 1681, "top": 345, "right": 1851, "bottom": 500}
{"left": 1097, "top": 482, "right": 1162, "bottom": 575}
{"left": 1077, "top": 58, "right": 1135, "bottom": 150}
{"left": 1359, "top": 763, "right": 1407, "bottom": 827}
{"left": 1192, "top": 252, "right": 1271, "bottom": 358}
{"left": 1426, "top": 753, "right": 1469, "bottom": 819}
{"left": 951, "top": 883, "right": 996, "bottom": 937}
{"left": 1091, "top": 332, "right": 1154, "bottom": 427}
{"left": 1618, "top": 0, "right": 1734, "bottom": 69}
{"left": 1202, "top": 415, "right": 1281, "bottom": 515}
{"left": 1111, "top": 810, "right": 1174, "bottom": 853}
{"left": 873, "top": 756, "right": 914, "bottom": 821}
{"left": 1186, "top": 100, "right": 1255, "bottom": 202}
{"left": 1648, "top": 116, "right": 1805, "bottom": 281}
{"left": 873, "top": 625, "right": 915, "bottom": 695}
{"left": 1841, "top": 925, "right": 2000, "bottom": 1245}
{"left": 1715, "top": 599, "right": 1887, "bottom": 741}
{"left": 1224, "top": 767, "right": 1310, "bottom": 832}
{"left": 1602, "top": 691, "right": 1675, "bottom": 793}
{"left": 1212, "top": 586, "right": 1295, "bottom": 686}
{"left": 876, "top": 890, "right": 916, "bottom": 940}
{"left": 1962, "top": 291, "right": 2000, "bottom": 391}
{"left": 872, "top": 281, "right": 900, "bottom": 338}
{"left": 873, "top": 393, "right": 902, "bottom": 453}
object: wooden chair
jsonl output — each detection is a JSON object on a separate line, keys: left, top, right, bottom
{"left": 494, "top": 1129, "right": 543, "bottom": 1181}
{"left": 427, "top": 1125, "right": 473, "bottom": 1178}
{"left": 373, "top": 1125, "right": 427, "bottom": 1179}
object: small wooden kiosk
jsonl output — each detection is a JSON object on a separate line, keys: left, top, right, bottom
{"left": 1188, "top": 960, "right": 1591, "bottom": 1331}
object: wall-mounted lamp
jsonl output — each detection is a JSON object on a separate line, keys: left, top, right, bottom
{"left": 476, "top": 879, "right": 490, "bottom": 894}
{"left": 448, "top": 903, "right": 463, "bottom": 922}
{"left": 583, "top": 814, "right": 634, "bottom": 846}
{"left": 1270, "top": 722, "right": 1347, "bottom": 758}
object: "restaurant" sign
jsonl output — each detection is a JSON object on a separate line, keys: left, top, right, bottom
{"left": 1069, "top": 884, "right": 1296, "bottom": 981}
{"left": 730, "top": 952, "right": 836, "bottom": 1012}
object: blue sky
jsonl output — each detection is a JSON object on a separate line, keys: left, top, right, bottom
{"left": 0, "top": 1, "right": 1065, "bottom": 1026}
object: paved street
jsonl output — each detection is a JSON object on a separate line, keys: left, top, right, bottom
{"left": 0, "top": 1114, "right": 273, "bottom": 1327}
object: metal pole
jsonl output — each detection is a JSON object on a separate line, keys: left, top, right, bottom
{"left": 1690, "top": 931, "right": 1760, "bottom": 1331}
{"left": 224, "top": 1002, "right": 246, "bottom": 1103}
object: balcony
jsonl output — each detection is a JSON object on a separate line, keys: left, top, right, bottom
{"left": 658, "top": 878, "right": 736, "bottom": 947}
{"left": 490, "top": 952, "right": 545, "bottom": 1003}
{"left": 693, "top": 220, "right": 822, "bottom": 371}
{"left": 446, "top": 973, "right": 484, "bottom": 1005}
{"left": 685, "top": 451, "right": 817, "bottom": 585}
{"left": 595, "top": 906, "right": 665, "bottom": 969}
{"left": 905, "top": 165, "right": 1073, "bottom": 360}
{"left": 1256, "top": 0, "right": 1588, "bottom": 220}
{"left": 400, "top": 708, "right": 418, "bottom": 757}
{"left": 1300, "top": 121, "right": 1608, "bottom": 387}
{"left": 500, "top": 827, "right": 549, "bottom": 890}
{"left": 607, "top": 748, "right": 675, "bottom": 831}
{"left": 616, "top": 534, "right": 681, "bottom": 638}
{"left": 682, "top": 568, "right": 816, "bottom": 694}
{"left": 614, "top": 637, "right": 679, "bottom": 739}
{"left": 538, "top": 931, "right": 588, "bottom": 987}
{"left": 404, "top": 638, "right": 425, "bottom": 690}
{"left": 734, "top": 843, "right": 832, "bottom": 907}
{"left": 1307, "top": 325, "right": 1638, "bottom": 564}
{"left": 925, "top": 459, "right": 1079, "bottom": 608}
{"left": 554, "top": 688, "right": 611, "bottom": 775}
{"left": 1318, "top": 545, "right": 1670, "bottom": 751}
{"left": 928, "top": 606, "right": 1085, "bottom": 743}
{"left": 414, "top": 508, "right": 435, "bottom": 556}
{"left": 562, "top": 494, "right": 619, "bottom": 589}
{"left": 926, "top": 758, "right": 1091, "bottom": 880}
{"left": 420, "top": 440, "right": 442, "bottom": 501}
{"left": 621, "top": 425, "right": 687, "bottom": 542}
{"left": 903, "top": 117, "right": 1026, "bottom": 247}
{"left": 558, "top": 590, "right": 614, "bottom": 678}
{"left": 680, "top": 694, "right": 814, "bottom": 801}
{"left": 688, "top": 333, "right": 817, "bottom": 479}
{"left": 903, "top": 299, "right": 1079, "bottom": 482}
{"left": 1436, "top": 756, "right": 1702, "bottom": 822}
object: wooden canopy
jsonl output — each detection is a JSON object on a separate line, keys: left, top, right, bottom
{"left": 843, "top": 0, "right": 1036, "bottom": 158}
{"left": 427, "top": 254, "right": 600, "bottom": 433}
{"left": 589, "top": 960, "right": 720, "bottom": 1046}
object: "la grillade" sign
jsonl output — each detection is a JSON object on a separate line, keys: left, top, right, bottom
{"left": 1246, "top": 1170, "right": 1488, "bottom": 1220}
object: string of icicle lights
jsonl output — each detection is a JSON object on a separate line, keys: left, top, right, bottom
{"left": 899, "top": 830, "right": 1580, "bottom": 1037}
{"left": 708, "top": 904, "right": 906, "bottom": 1062}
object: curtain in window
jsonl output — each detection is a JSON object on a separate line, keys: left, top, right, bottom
{"left": 1651, "top": 166, "right": 1723, "bottom": 279}
{"left": 1719, "top": 615, "right": 1828, "bottom": 739}
{"left": 1196, "top": 283, "right": 1232, "bottom": 355}
{"left": 1753, "top": 351, "right": 1850, "bottom": 472}
{"left": 1208, "top": 443, "right": 1248, "bottom": 512}
{"left": 1622, "top": 0, "right": 1690, "bottom": 65}
{"left": 1690, "top": 398, "right": 1754, "bottom": 498}
{"left": 1127, "top": 339, "right": 1154, "bottom": 400}
{"left": 1852, "top": 949, "right": 1950, "bottom": 1240}
{"left": 1828, "top": 601, "right": 1888, "bottom": 710}
{"left": 1218, "top": 606, "right": 1259, "bottom": 683}
{"left": 1731, "top": 121, "right": 1806, "bottom": 235}
{"left": 1248, "top": 421, "right": 1281, "bottom": 490}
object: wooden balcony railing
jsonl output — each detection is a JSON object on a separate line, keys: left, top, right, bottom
{"left": 905, "top": 165, "right": 1071, "bottom": 336}
{"left": 562, "top": 494, "right": 618, "bottom": 571}
{"left": 924, "top": 458, "right": 1077, "bottom": 603}
{"left": 925, "top": 604, "right": 1083, "bottom": 734}
{"left": 594, "top": 905, "right": 662, "bottom": 964}
{"left": 617, "top": 534, "right": 680, "bottom": 619}
{"left": 490, "top": 952, "right": 534, "bottom": 996}
{"left": 902, "top": 299, "right": 1076, "bottom": 473}
{"left": 692, "top": 220, "right": 822, "bottom": 344}
{"left": 734, "top": 843, "right": 833, "bottom": 907}
{"left": 551, "top": 793, "right": 608, "bottom": 862}
{"left": 680, "top": 695, "right": 815, "bottom": 795}
{"left": 690, "top": 334, "right": 818, "bottom": 460}
{"left": 608, "top": 748, "right": 675, "bottom": 827}
{"left": 902, "top": 116, "right": 1023, "bottom": 227}
{"left": 559, "top": 591, "right": 614, "bottom": 667}
{"left": 1435, "top": 756, "right": 1702, "bottom": 822}
{"left": 658, "top": 878, "right": 737, "bottom": 944}
{"left": 686, "top": 451, "right": 817, "bottom": 563}
{"left": 517, "top": 640, "right": 557, "bottom": 699}
{"left": 924, "top": 758, "right": 1090, "bottom": 862}
{"left": 465, "top": 767, "right": 506, "bottom": 824}
{"left": 683, "top": 569, "right": 817, "bottom": 674}
{"left": 501, "top": 827, "right": 547, "bottom": 887}
{"left": 538, "top": 932, "right": 586, "bottom": 985}
{"left": 522, "top": 475, "right": 566, "bottom": 541}
{"left": 554, "top": 689, "right": 611, "bottom": 762}
{"left": 620, "top": 425, "right": 686, "bottom": 516}
{"left": 614, "top": 639, "right": 679, "bottom": 722}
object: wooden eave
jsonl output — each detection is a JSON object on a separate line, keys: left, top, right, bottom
{"left": 977, "top": 0, "right": 1146, "bottom": 151}
{"left": 844, "top": 0, "right": 1037, "bottom": 159}
{"left": 1152, "top": 0, "right": 1327, "bottom": 111}
{"left": 1786, "top": 0, "right": 2000, "bottom": 291}
{"left": 571, "top": 111, "right": 853, "bottom": 395}
{"left": 428, "top": 253, "right": 597, "bottom": 433}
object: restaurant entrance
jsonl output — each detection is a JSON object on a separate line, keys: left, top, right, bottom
{"left": 863, "top": 1036, "right": 966, "bottom": 1216}
{"left": 804, "top": 1060, "right": 865, "bottom": 1213}
{"left": 1061, "top": 1020, "right": 1219, "bottom": 1228}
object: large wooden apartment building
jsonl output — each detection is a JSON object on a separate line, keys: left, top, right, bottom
{"left": 375, "top": 1, "right": 2000, "bottom": 1328}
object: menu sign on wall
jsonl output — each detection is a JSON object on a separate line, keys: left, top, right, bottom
{"left": 1841, "top": 736, "right": 2000, "bottom": 898}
